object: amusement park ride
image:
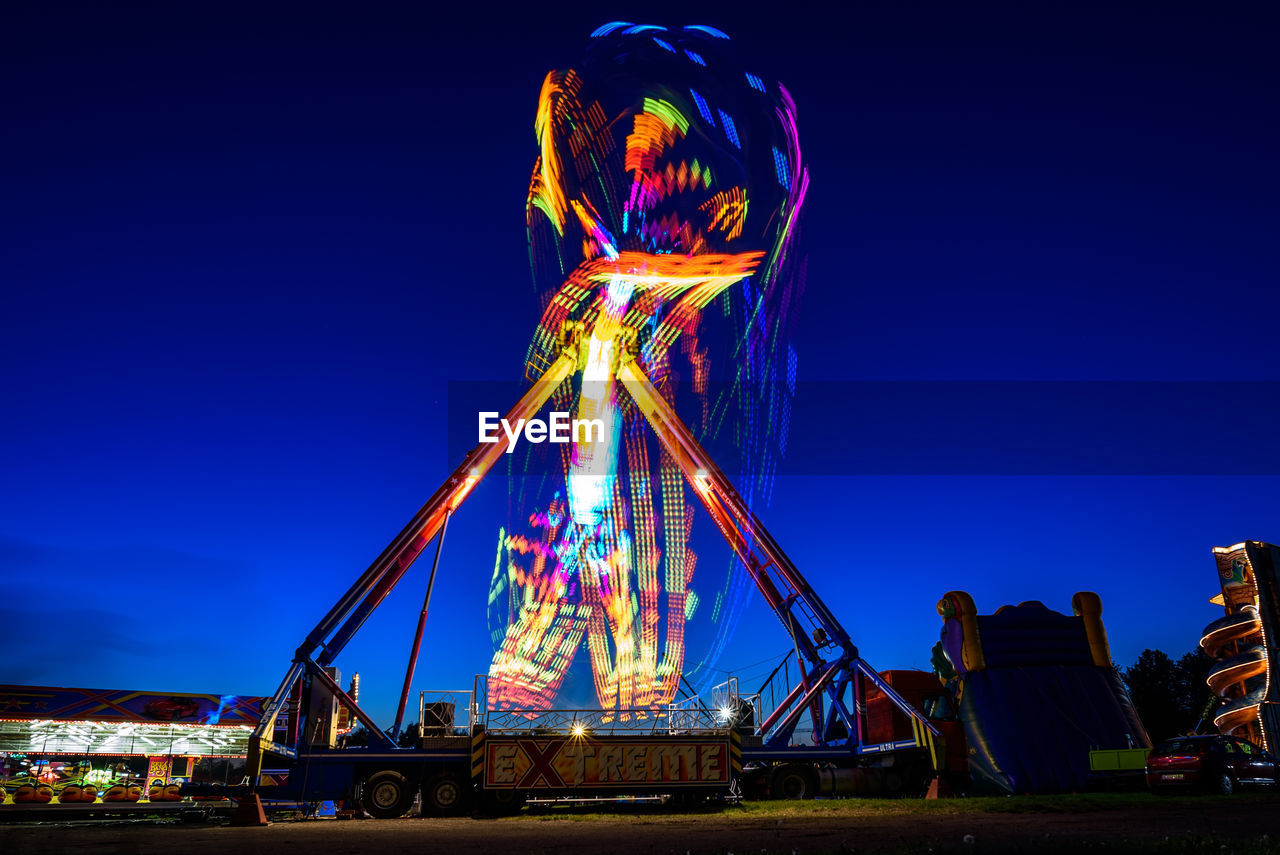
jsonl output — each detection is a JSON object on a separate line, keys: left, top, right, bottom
{"left": 204, "top": 21, "right": 960, "bottom": 817}
{"left": 233, "top": 320, "right": 949, "bottom": 816}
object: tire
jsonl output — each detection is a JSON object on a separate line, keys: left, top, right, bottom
{"left": 771, "top": 765, "right": 816, "bottom": 800}
{"left": 360, "top": 771, "right": 415, "bottom": 819}
{"left": 479, "top": 788, "right": 525, "bottom": 816}
{"left": 1213, "top": 773, "right": 1234, "bottom": 796}
{"left": 422, "top": 773, "right": 466, "bottom": 816}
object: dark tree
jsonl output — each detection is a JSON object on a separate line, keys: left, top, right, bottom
{"left": 1173, "top": 650, "right": 1216, "bottom": 732}
{"left": 1124, "top": 649, "right": 1181, "bottom": 741}
{"left": 1122, "top": 648, "right": 1217, "bottom": 742}
{"left": 397, "top": 722, "right": 421, "bottom": 748}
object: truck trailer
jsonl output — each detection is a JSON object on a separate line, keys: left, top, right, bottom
{"left": 204, "top": 326, "right": 950, "bottom": 815}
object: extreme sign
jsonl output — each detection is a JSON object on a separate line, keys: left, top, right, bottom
{"left": 478, "top": 735, "right": 735, "bottom": 789}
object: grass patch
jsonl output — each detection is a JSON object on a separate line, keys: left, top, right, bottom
{"left": 738, "top": 792, "right": 1181, "bottom": 816}
{"left": 504, "top": 792, "right": 1280, "bottom": 822}
{"left": 683, "top": 837, "right": 1280, "bottom": 855}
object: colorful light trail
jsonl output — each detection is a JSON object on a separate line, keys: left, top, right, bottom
{"left": 487, "top": 23, "right": 809, "bottom": 711}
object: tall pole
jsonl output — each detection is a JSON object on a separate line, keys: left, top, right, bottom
{"left": 392, "top": 509, "right": 451, "bottom": 737}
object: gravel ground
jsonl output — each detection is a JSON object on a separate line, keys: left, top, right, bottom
{"left": 2, "top": 795, "right": 1278, "bottom": 854}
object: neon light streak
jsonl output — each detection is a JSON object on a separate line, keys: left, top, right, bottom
{"left": 490, "top": 23, "right": 806, "bottom": 712}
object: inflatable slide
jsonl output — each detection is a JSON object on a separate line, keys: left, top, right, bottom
{"left": 932, "top": 591, "right": 1150, "bottom": 794}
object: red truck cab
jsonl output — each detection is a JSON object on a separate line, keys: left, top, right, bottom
{"left": 866, "top": 670, "right": 968, "bottom": 778}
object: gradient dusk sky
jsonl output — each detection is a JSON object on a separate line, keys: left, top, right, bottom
{"left": 3, "top": 1, "right": 1277, "bottom": 722}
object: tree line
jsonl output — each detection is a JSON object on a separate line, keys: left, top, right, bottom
{"left": 1120, "top": 648, "right": 1217, "bottom": 743}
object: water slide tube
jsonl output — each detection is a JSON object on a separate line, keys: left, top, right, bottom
{"left": 1201, "top": 606, "right": 1267, "bottom": 736}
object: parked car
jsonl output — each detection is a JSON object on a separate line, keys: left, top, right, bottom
{"left": 1146, "top": 734, "right": 1279, "bottom": 794}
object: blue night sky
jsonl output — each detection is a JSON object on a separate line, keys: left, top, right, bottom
{"left": 3, "top": 2, "right": 1277, "bottom": 724}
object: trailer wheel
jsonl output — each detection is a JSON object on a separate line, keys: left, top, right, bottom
{"left": 422, "top": 772, "right": 466, "bottom": 816}
{"left": 771, "top": 765, "right": 816, "bottom": 800}
{"left": 360, "top": 770, "right": 414, "bottom": 819}
{"left": 480, "top": 788, "right": 525, "bottom": 816}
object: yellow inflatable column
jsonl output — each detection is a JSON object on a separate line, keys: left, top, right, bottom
{"left": 1072, "top": 591, "right": 1113, "bottom": 668}
{"left": 938, "top": 591, "right": 986, "bottom": 673}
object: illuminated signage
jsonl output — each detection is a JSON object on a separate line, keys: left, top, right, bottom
{"left": 481, "top": 736, "right": 729, "bottom": 788}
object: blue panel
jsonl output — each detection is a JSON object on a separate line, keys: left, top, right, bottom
{"left": 690, "top": 89, "right": 715, "bottom": 127}
{"left": 717, "top": 109, "right": 740, "bottom": 148}
{"left": 745, "top": 72, "right": 765, "bottom": 92}
{"left": 772, "top": 146, "right": 791, "bottom": 189}
{"left": 684, "top": 24, "right": 731, "bottom": 39}
{"left": 960, "top": 665, "right": 1141, "bottom": 794}
{"left": 622, "top": 24, "right": 666, "bottom": 35}
{"left": 977, "top": 603, "right": 1093, "bottom": 668}
{"left": 590, "top": 22, "right": 632, "bottom": 38}
{"left": 653, "top": 37, "right": 675, "bottom": 52}
{"left": 684, "top": 49, "right": 707, "bottom": 66}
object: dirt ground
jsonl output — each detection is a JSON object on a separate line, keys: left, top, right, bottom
{"left": 2, "top": 795, "right": 1278, "bottom": 855}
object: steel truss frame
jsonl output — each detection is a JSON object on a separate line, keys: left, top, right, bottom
{"left": 248, "top": 324, "right": 937, "bottom": 784}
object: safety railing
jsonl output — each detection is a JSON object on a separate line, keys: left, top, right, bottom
{"left": 482, "top": 705, "right": 726, "bottom": 736}
{"left": 470, "top": 670, "right": 736, "bottom": 735}
{"left": 417, "top": 689, "right": 474, "bottom": 735}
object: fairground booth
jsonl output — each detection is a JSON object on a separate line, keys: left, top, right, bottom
{"left": 0, "top": 684, "right": 265, "bottom": 804}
